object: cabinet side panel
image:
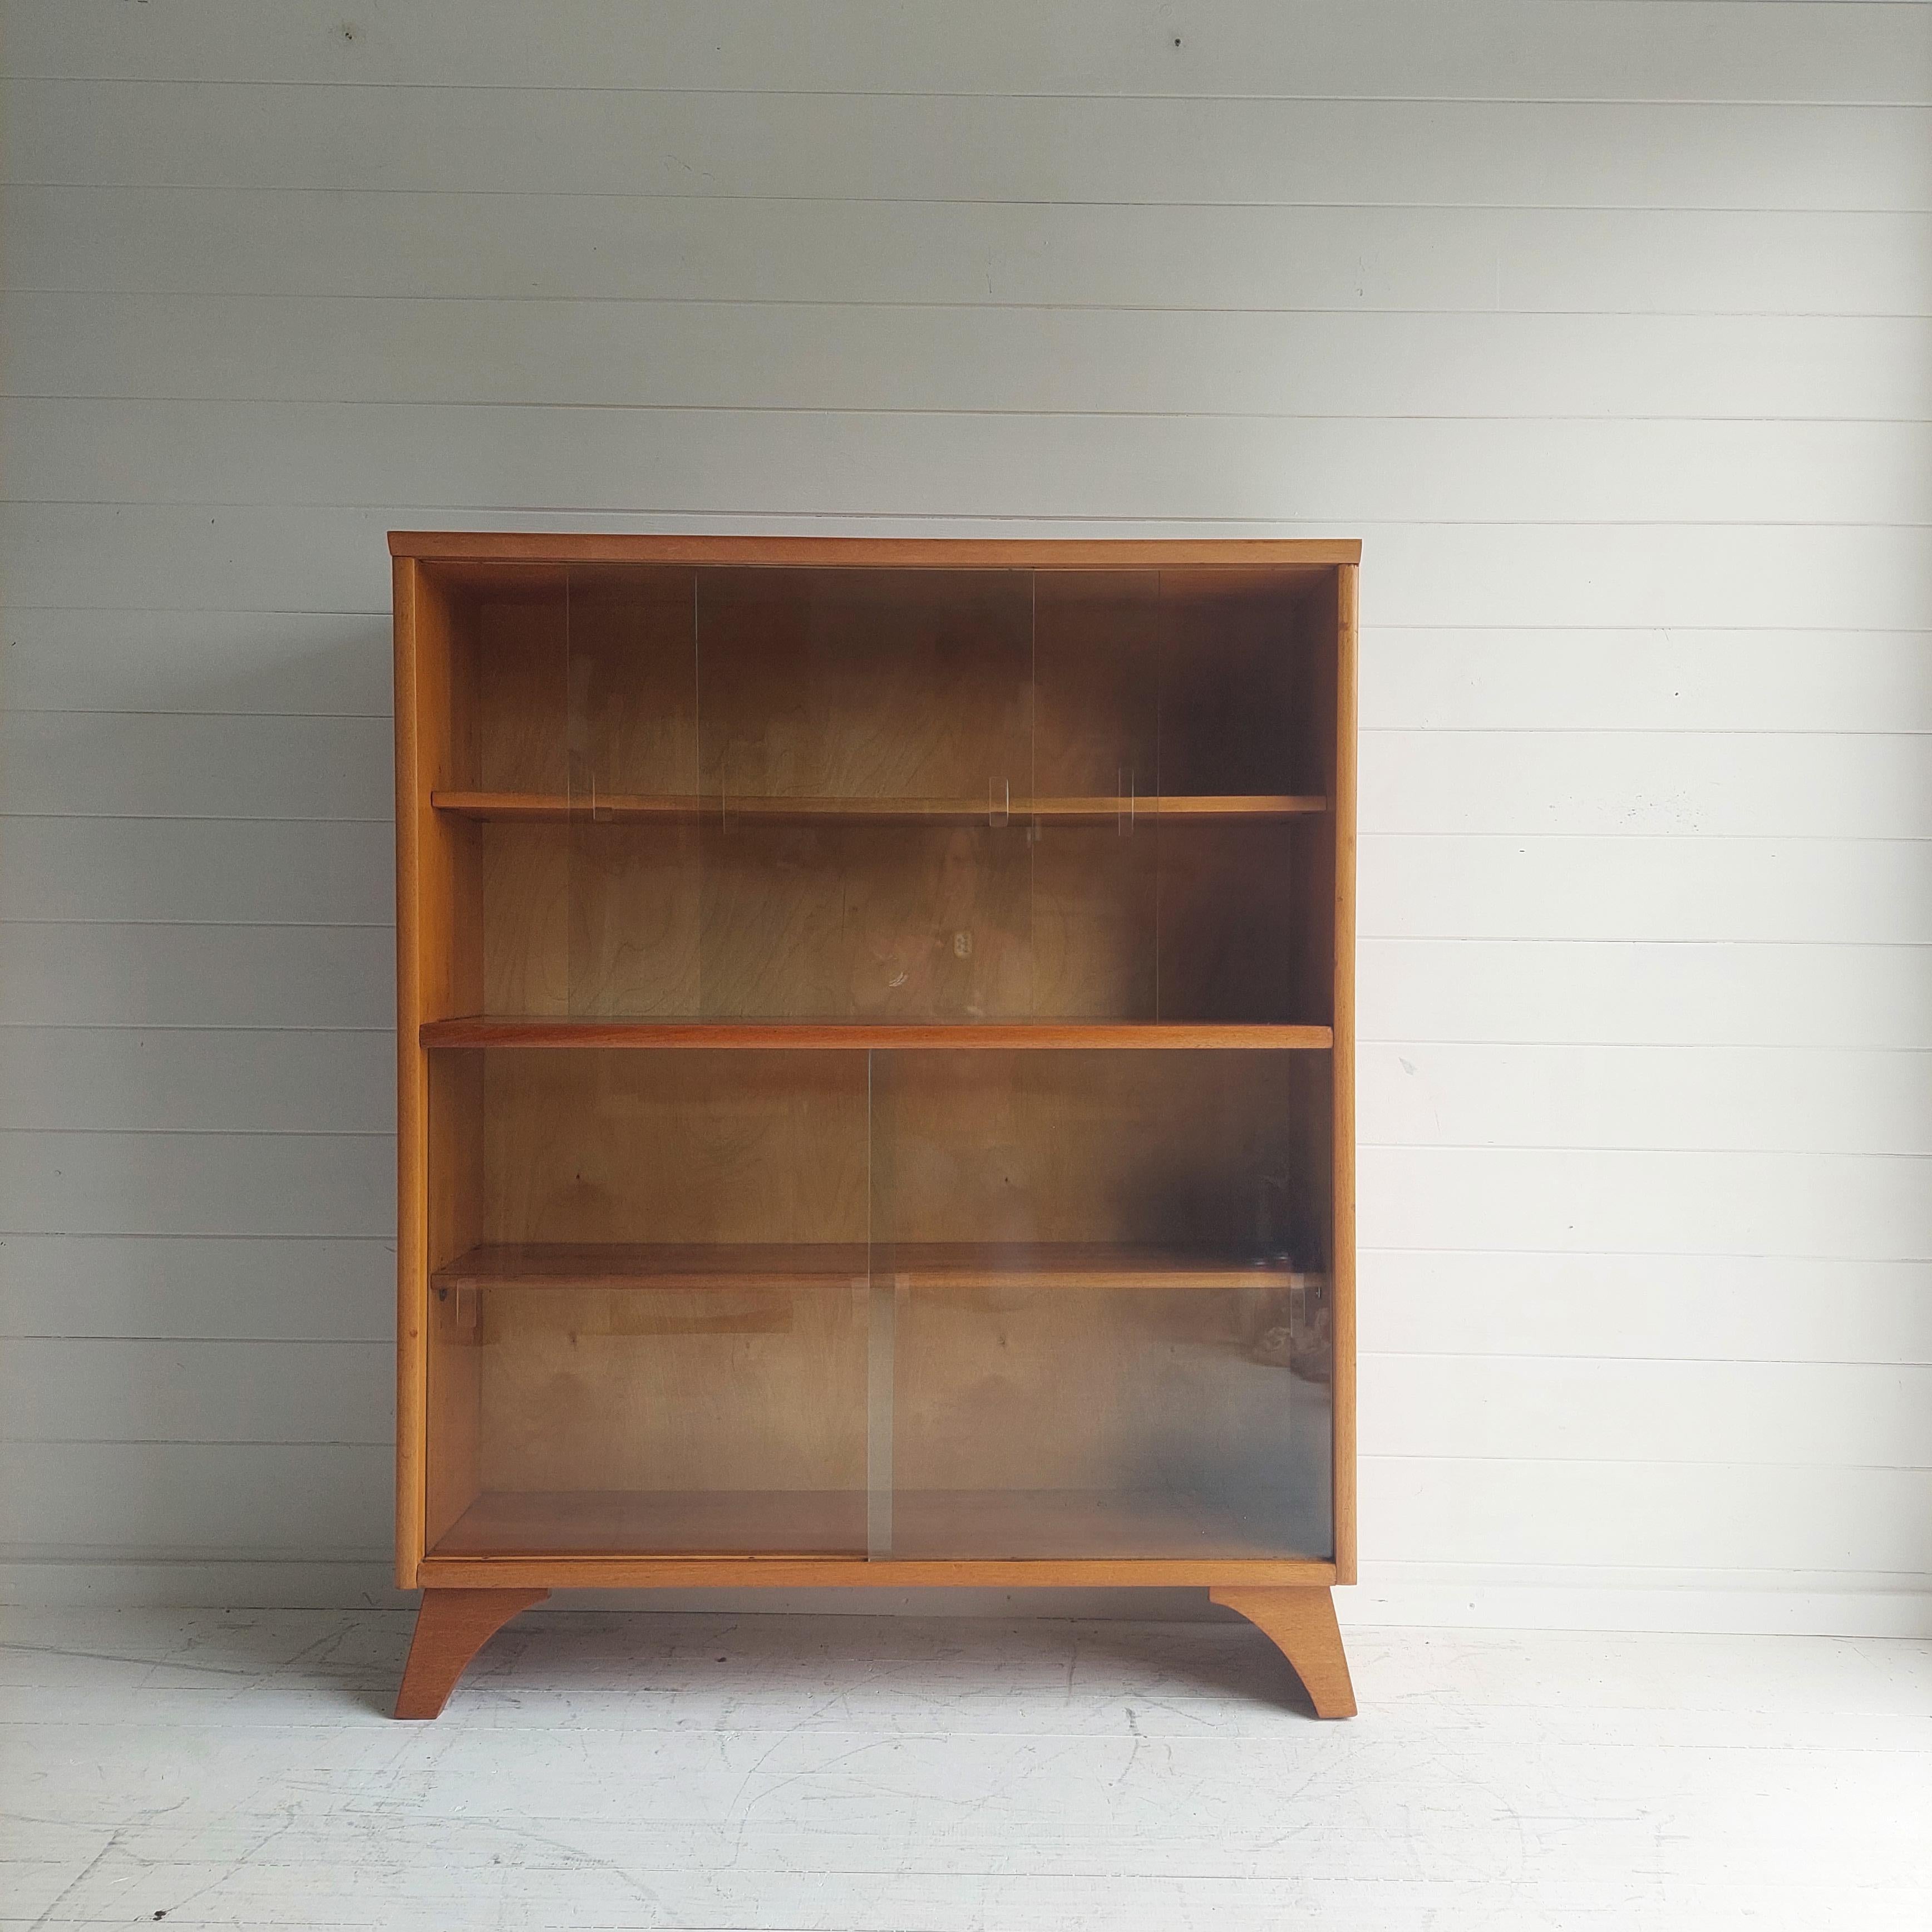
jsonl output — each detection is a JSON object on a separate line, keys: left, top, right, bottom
{"left": 395, "top": 556, "right": 428, "bottom": 1583}
{"left": 426, "top": 1049, "right": 484, "bottom": 1547}
{"left": 397, "top": 559, "right": 479, "bottom": 1583}
{"left": 1332, "top": 563, "right": 1359, "bottom": 1581}
{"left": 419, "top": 598, "right": 482, "bottom": 1023}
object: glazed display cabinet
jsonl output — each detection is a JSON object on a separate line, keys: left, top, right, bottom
{"left": 390, "top": 534, "right": 1359, "bottom": 1717}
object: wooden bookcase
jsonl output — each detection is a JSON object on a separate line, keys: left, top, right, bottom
{"left": 390, "top": 534, "right": 1359, "bottom": 1718}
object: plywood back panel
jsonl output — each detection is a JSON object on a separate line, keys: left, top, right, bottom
{"left": 481, "top": 1048, "right": 870, "bottom": 1245}
{"left": 473, "top": 1285, "right": 867, "bottom": 1496}
{"left": 481, "top": 822, "right": 701, "bottom": 1017}
{"left": 893, "top": 1284, "right": 1329, "bottom": 1527}
{"left": 871, "top": 1049, "right": 1309, "bottom": 1251}
{"left": 699, "top": 821, "right": 1036, "bottom": 1018}
{"left": 1156, "top": 572, "right": 1314, "bottom": 797}
{"left": 1033, "top": 571, "right": 1160, "bottom": 797}
{"left": 423, "top": 1048, "right": 484, "bottom": 1547}
{"left": 565, "top": 566, "right": 699, "bottom": 797}
{"left": 697, "top": 568, "right": 1034, "bottom": 801}
{"left": 470, "top": 585, "right": 569, "bottom": 794}
{"left": 460, "top": 566, "right": 696, "bottom": 798}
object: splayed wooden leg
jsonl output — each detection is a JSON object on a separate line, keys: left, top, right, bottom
{"left": 1210, "top": 1585, "right": 1357, "bottom": 1717}
{"left": 394, "top": 1586, "right": 549, "bottom": 1719}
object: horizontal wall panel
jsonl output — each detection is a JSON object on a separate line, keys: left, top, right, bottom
{"left": 0, "top": 1235, "right": 392, "bottom": 1342}
{"left": 9, "top": 507, "right": 1932, "bottom": 634}
{"left": 0, "top": 1129, "right": 391, "bottom": 1238}
{"left": 0, "top": 817, "right": 393, "bottom": 924}
{"left": 1359, "top": 1251, "right": 1932, "bottom": 1368}
{"left": 0, "top": 922, "right": 392, "bottom": 1028}
{"left": 0, "top": 710, "right": 390, "bottom": 819}
{"left": 1359, "top": 836, "right": 1932, "bottom": 945}
{"left": 0, "top": 608, "right": 391, "bottom": 716}
{"left": 7, "top": 0, "right": 1926, "bottom": 105}
{"left": 0, "top": 1029, "right": 391, "bottom": 1134}
{"left": 1368, "top": 525, "right": 1932, "bottom": 633}
{"left": 1362, "top": 731, "right": 1932, "bottom": 840}
{"left": 1362, "top": 1356, "right": 1932, "bottom": 1470}
{"left": 11, "top": 189, "right": 1929, "bottom": 316}
{"left": 1363, "top": 631, "right": 1932, "bottom": 736}
{"left": 1359, "top": 1043, "right": 1932, "bottom": 1157}
{"left": 12, "top": 401, "right": 1928, "bottom": 526}
{"left": 12, "top": 296, "right": 1929, "bottom": 423}
{"left": 11, "top": 82, "right": 1931, "bottom": 212}
{"left": 1362, "top": 1458, "right": 1932, "bottom": 1573}
{"left": 0, "top": 1441, "right": 388, "bottom": 1558}
{"left": 1358, "top": 939, "right": 1932, "bottom": 1052}
{"left": 1359, "top": 1146, "right": 1932, "bottom": 1261}
{"left": 0, "top": 1338, "right": 391, "bottom": 1445}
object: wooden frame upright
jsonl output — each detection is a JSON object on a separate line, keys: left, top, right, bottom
{"left": 391, "top": 533, "right": 1359, "bottom": 1718}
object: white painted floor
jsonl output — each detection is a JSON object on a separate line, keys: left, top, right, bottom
{"left": 3, "top": 1609, "right": 1929, "bottom": 1930}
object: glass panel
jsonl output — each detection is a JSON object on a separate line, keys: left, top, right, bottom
{"left": 465, "top": 569, "right": 569, "bottom": 1017}
{"left": 447, "top": 560, "right": 1333, "bottom": 1028}
{"left": 423, "top": 1048, "right": 871, "bottom": 1556}
{"left": 694, "top": 567, "right": 1038, "bottom": 1019}
{"left": 1152, "top": 568, "right": 1330, "bottom": 1024}
{"left": 564, "top": 565, "right": 701, "bottom": 1017}
{"left": 870, "top": 1048, "right": 1334, "bottom": 1560}
{"left": 1031, "top": 571, "right": 1160, "bottom": 1018}
{"left": 426, "top": 559, "right": 1339, "bottom": 1565}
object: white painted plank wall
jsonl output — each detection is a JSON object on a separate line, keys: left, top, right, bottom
{"left": 1, "top": 0, "right": 1927, "bottom": 1629}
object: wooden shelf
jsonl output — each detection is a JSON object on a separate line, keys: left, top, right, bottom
{"left": 437, "top": 1241, "right": 869, "bottom": 1293}
{"left": 433, "top": 1241, "right": 1324, "bottom": 1295}
{"left": 430, "top": 1487, "right": 1327, "bottom": 1561}
{"left": 420, "top": 1018, "right": 1333, "bottom": 1049}
{"left": 432, "top": 789, "right": 1327, "bottom": 824}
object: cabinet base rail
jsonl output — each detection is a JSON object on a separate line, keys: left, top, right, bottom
{"left": 393, "top": 1581, "right": 1354, "bottom": 1719}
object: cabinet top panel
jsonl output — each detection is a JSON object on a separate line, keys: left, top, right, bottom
{"left": 389, "top": 532, "right": 1361, "bottom": 569}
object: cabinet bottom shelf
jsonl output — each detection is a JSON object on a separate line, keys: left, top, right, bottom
{"left": 431, "top": 1485, "right": 1329, "bottom": 1561}
{"left": 433, "top": 1241, "right": 1324, "bottom": 1294}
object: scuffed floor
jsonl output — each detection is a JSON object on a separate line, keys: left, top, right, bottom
{"left": 3, "top": 1609, "right": 1929, "bottom": 1929}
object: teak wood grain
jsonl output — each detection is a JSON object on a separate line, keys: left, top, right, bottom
{"left": 432, "top": 790, "right": 1328, "bottom": 822}
{"left": 391, "top": 533, "right": 1362, "bottom": 568}
{"left": 431, "top": 1489, "right": 1332, "bottom": 1563}
{"left": 391, "top": 532, "right": 1358, "bottom": 1716}
{"left": 393, "top": 1586, "right": 550, "bottom": 1719}
{"left": 432, "top": 1241, "right": 1326, "bottom": 1294}
{"left": 1330, "top": 563, "right": 1360, "bottom": 1585}
{"left": 421, "top": 1019, "right": 1334, "bottom": 1049}
{"left": 417, "top": 1557, "right": 1336, "bottom": 1589}
{"left": 1210, "top": 1585, "right": 1358, "bottom": 1718}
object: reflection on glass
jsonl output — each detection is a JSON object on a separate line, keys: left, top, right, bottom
{"left": 450, "top": 564, "right": 1330, "bottom": 1024}
{"left": 695, "top": 568, "right": 1039, "bottom": 1019}
{"left": 423, "top": 1049, "right": 870, "bottom": 1557}
{"left": 426, "top": 560, "right": 1340, "bottom": 1564}
{"left": 564, "top": 566, "right": 701, "bottom": 1018}
{"left": 868, "top": 1049, "right": 1333, "bottom": 1560}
